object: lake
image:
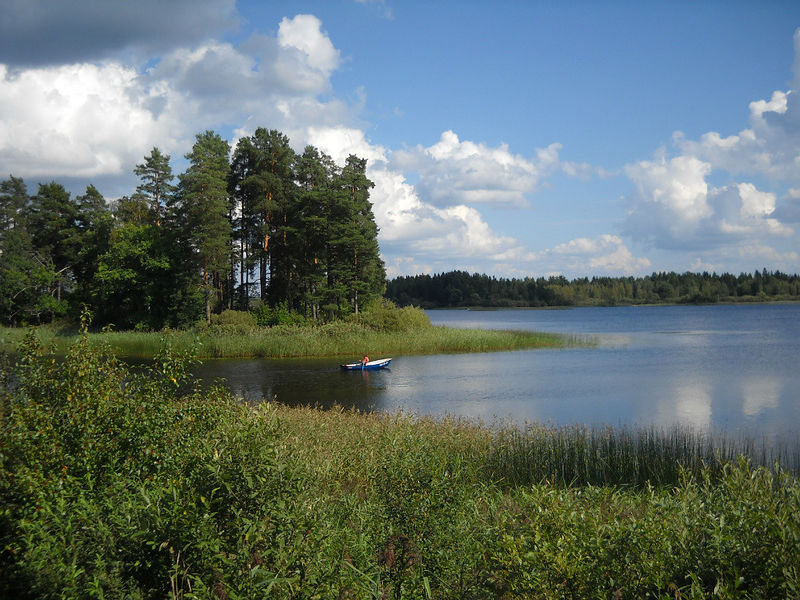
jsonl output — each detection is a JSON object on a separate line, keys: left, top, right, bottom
{"left": 193, "top": 304, "right": 800, "bottom": 439}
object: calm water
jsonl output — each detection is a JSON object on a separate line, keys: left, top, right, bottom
{"left": 193, "top": 304, "right": 800, "bottom": 438}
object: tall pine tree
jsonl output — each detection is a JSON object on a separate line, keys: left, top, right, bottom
{"left": 134, "top": 147, "right": 175, "bottom": 225}
{"left": 0, "top": 177, "right": 57, "bottom": 324}
{"left": 178, "top": 130, "right": 232, "bottom": 323}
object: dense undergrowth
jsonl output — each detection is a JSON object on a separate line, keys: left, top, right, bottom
{"left": 1, "top": 326, "right": 799, "bottom": 599}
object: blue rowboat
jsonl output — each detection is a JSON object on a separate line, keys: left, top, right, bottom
{"left": 340, "top": 358, "right": 392, "bottom": 371}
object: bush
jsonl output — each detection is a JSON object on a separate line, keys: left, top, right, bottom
{"left": 252, "top": 303, "right": 312, "bottom": 327}
{"left": 211, "top": 309, "right": 258, "bottom": 328}
{"left": 0, "top": 328, "right": 319, "bottom": 598}
{"left": 358, "top": 298, "right": 432, "bottom": 332}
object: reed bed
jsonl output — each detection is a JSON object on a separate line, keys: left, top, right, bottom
{"left": 1, "top": 322, "right": 570, "bottom": 358}
{"left": 483, "top": 422, "right": 800, "bottom": 488}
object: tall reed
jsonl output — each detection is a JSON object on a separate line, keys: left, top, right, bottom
{"left": 1, "top": 323, "right": 572, "bottom": 358}
{"left": 483, "top": 422, "right": 800, "bottom": 488}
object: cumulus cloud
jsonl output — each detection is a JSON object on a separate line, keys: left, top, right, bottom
{"left": 624, "top": 154, "right": 793, "bottom": 250}
{"left": 277, "top": 15, "right": 340, "bottom": 76}
{"left": 367, "top": 165, "right": 532, "bottom": 268}
{"left": 392, "top": 130, "right": 562, "bottom": 208}
{"left": 549, "top": 235, "right": 651, "bottom": 275}
{"left": 672, "top": 30, "right": 800, "bottom": 184}
{"left": 0, "top": 15, "right": 360, "bottom": 181}
{"left": 306, "top": 126, "right": 388, "bottom": 165}
{"left": 626, "top": 154, "right": 713, "bottom": 224}
{"left": 620, "top": 28, "right": 800, "bottom": 274}
{"left": 0, "top": 62, "right": 175, "bottom": 178}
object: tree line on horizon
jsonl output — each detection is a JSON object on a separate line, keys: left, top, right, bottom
{"left": 0, "top": 128, "right": 386, "bottom": 329}
{"left": 386, "top": 269, "right": 800, "bottom": 308}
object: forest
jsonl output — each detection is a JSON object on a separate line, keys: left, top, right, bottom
{"left": 386, "top": 269, "right": 800, "bottom": 308}
{"left": 0, "top": 128, "right": 386, "bottom": 329}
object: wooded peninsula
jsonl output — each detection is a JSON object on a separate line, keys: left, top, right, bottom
{"left": 0, "top": 128, "right": 385, "bottom": 330}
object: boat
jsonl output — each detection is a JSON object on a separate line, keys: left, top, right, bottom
{"left": 340, "top": 357, "right": 392, "bottom": 370}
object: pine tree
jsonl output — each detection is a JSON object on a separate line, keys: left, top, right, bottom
{"left": 179, "top": 130, "right": 232, "bottom": 323}
{"left": 230, "top": 128, "right": 295, "bottom": 306}
{"left": 134, "top": 147, "right": 175, "bottom": 225}
{"left": 294, "top": 146, "right": 337, "bottom": 320}
{"left": 27, "top": 182, "right": 83, "bottom": 314}
{"left": 328, "top": 155, "right": 386, "bottom": 316}
{"left": 0, "top": 177, "right": 57, "bottom": 324}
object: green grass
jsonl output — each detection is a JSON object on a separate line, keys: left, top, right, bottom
{"left": 2, "top": 329, "right": 799, "bottom": 599}
{"left": 0, "top": 322, "right": 573, "bottom": 359}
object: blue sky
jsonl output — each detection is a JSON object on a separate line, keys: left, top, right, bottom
{"left": 2, "top": 1, "right": 800, "bottom": 278}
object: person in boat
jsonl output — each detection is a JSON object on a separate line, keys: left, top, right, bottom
{"left": 361, "top": 355, "right": 370, "bottom": 366}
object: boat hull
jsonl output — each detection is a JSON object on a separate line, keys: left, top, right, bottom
{"left": 340, "top": 358, "right": 392, "bottom": 370}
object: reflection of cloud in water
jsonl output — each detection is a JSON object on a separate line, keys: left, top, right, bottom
{"left": 594, "top": 333, "right": 632, "bottom": 348}
{"left": 742, "top": 378, "right": 780, "bottom": 416}
{"left": 656, "top": 381, "right": 712, "bottom": 430}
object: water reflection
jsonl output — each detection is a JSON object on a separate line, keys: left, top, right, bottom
{"left": 654, "top": 381, "right": 712, "bottom": 430}
{"left": 190, "top": 304, "right": 800, "bottom": 440}
{"left": 741, "top": 378, "right": 780, "bottom": 417}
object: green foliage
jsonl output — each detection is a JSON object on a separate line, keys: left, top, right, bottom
{"left": 178, "top": 130, "right": 233, "bottom": 323}
{"left": 210, "top": 309, "right": 258, "bottom": 328}
{"left": 1, "top": 335, "right": 799, "bottom": 598}
{"left": 133, "top": 147, "right": 175, "bottom": 224}
{"left": 252, "top": 303, "right": 312, "bottom": 327}
{"left": 0, "top": 321, "right": 570, "bottom": 359}
{"left": 0, "top": 328, "right": 317, "bottom": 598}
{"left": 388, "top": 269, "right": 800, "bottom": 308}
{"left": 357, "top": 298, "right": 432, "bottom": 332}
{"left": 229, "top": 132, "right": 386, "bottom": 320}
{"left": 93, "top": 222, "right": 175, "bottom": 329}
{"left": 1, "top": 126, "right": 387, "bottom": 330}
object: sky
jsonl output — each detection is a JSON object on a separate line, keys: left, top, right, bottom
{"left": 2, "top": 0, "right": 800, "bottom": 279}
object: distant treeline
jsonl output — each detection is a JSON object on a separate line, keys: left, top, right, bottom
{"left": 386, "top": 269, "right": 800, "bottom": 308}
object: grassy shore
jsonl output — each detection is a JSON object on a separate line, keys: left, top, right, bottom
{"left": 0, "top": 321, "right": 574, "bottom": 359}
{"left": 2, "top": 330, "right": 799, "bottom": 599}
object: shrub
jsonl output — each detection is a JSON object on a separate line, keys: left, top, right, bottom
{"left": 358, "top": 298, "right": 432, "bottom": 332}
{"left": 211, "top": 309, "right": 257, "bottom": 328}
{"left": 0, "top": 328, "right": 320, "bottom": 598}
{"left": 252, "top": 303, "right": 312, "bottom": 327}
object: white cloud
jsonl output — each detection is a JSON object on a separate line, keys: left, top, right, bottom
{"left": 625, "top": 154, "right": 713, "bottom": 223}
{"left": 392, "top": 130, "right": 561, "bottom": 208}
{"left": 367, "top": 165, "right": 527, "bottom": 258}
{"left": 0, "top": 62, "right": 174, "bottom": 177}
{"left": 624, "top": 152, "right": 793, "bottom": 250}
{"left": 738, "top": 182, "right": 775, "bottom": 218}
{"left": 689, "top": 257, "right": 718, "bottom": 272}
{"left": 736, "top": 243, "right": 799, "bottom": 265}
{"left": 0, "top": 17, "right": 357, "bottom": 181}
{"left": 277, "top": 15, "right": 340, "bottom": 76}
{"left": 672, "top": 30, "right": 800, "bottom": 184}
{"left": 619, "top": 28, "right": 800, "bottom": 275}
{"left": 550, "top": 234, "right": 651, "bottom": 275}
{"left": 306, "top": 126, "right": 388, "bottom": 165}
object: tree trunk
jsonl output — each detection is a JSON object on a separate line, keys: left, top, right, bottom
{"left": 260, "top": 255, "right": 267, "bottom": 302}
